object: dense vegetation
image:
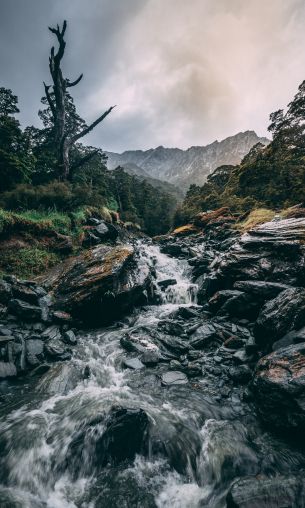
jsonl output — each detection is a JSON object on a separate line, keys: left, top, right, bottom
{"left": 0, "top": 22, "right": 178, "bottom": 238}
{"left": 176, "top": 81, "right": 305, "bottom": 224}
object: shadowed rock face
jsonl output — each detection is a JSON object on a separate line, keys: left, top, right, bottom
{"left": 54, "top": 244, "right": 152, "bottom": 324}
{"left": 227, "top": 475, "right": 305, "bottom": 508}
{"left": 252, "top": 343, "right": 305, "bottom": 432}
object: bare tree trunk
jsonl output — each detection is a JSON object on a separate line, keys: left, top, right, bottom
{"left": 44, "top": 21, "right": 115, "bottom": 180}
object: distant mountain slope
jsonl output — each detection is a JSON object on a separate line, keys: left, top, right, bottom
{"left": 106, "top": 131, "right": 270, "bottom": 190}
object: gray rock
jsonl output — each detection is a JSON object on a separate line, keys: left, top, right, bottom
{"left": 141, "top": 351, "right": 160, "bottom": 366}
{"left": 161, "top": 371, "right": 188, "bottom": 386}
{"left": 227, "top": 475, "right": 305, "bottom": 508}
{"left": 26, "top": 339, "right": 44, "bottom": 367}
{"left": 44, "top": 339, "right": 71, "bottom": 361}
{"left": 0, "top": 280, "right": 12, "bottom": 304}
{"left": 123, "top": 357, "right": 144, "bottom": 370}
{"left": 158, "top": 278, "right": 177, "bottom": 289}
{"left": 8, "top": 299, "right": 42, "bottom": 321}
{"left": 63, "top": 330, "right": 77, "bottom": 345}
{"left": 254, "top": 288, "right": 305, "bottom": 347}
{"left": 0, "top": 361, "right": 17, "bottom": 378}
{"left": 252, "top": 343, "right": 305, "bottom": 431}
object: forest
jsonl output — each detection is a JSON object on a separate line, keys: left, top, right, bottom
{"left": 176, "top": 79, "right": 305, "bottom": 224}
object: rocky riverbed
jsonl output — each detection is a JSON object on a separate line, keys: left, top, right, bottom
{"left": 1, "top": 215, "right": 305, "bottom": 507}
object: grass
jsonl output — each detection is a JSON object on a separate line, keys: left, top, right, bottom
{"left": 0, "top": 247, "right": 60, "bottom": 278}
{"left": 235, "top": 208, "right": 276, "bottom": 232}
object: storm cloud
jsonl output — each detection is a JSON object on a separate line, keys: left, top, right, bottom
{"left": 1, "top": 0, "right": 305, "bottom": 151}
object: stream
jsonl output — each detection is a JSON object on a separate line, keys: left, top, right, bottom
{"left": 0, "top": 243, "right": 304, "bottom": 508}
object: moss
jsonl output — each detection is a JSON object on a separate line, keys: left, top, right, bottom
{"left": 236, "top": 208, "right": 276, "bottom": 232}
{"left": 0, "top": 247, "right": 60, "bottom": 278}
{"left": 172, "top": 224, "right": 200, "bottom": 236}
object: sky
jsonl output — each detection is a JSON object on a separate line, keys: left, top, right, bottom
{"left": 1, "top": 0, "right": 305, "bottom": 152}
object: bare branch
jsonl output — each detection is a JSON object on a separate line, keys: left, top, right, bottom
{"left": 66, "top": 74, "right": 83, "bottom": 88}
{"left": 43, "top": 82, "right": 56, "bottom": 119}
{"left": 71, "top": 106, "right": 116, "bottom": 143}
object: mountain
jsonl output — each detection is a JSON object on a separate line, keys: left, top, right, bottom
{"left": 105, "top": 131, "right": 270, "bottom": 191}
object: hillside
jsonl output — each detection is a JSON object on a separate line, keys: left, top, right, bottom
{"left": 106, "top": 131, "right": 270, "bottom": 190}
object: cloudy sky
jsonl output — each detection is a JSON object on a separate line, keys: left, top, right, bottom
{"left": 1, "top": 0, "right": 305, "bottom": 152}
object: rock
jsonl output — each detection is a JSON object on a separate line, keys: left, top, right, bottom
{"left": 52, "top": 310, "right": 73, "bottom": 324}
{"left": 223, "top": 337, "right": 245, "bottom": 350}
{"left": 68, "top": 407, "right": 149, "bottom": 473}
{"left": 41, "top": 325, "right": 62, "bottom": 341}
{"left": 63, "top": 330, "right": 77, "bottom": 345}
{"left": 158, "top": 278, "right": 177, "bottom": 289}
{"left": 87, "top": 217, "right": 101, "bottom": 226}
{"left": 44, "top": 339, "right": 71, "bottom": 361}
{"left": 11, "top": 282, "right": 46, "bottom": 304}
{"left": 193, "top": 207, "right": 231, "bottom": 227}
{"left": 93, "top": 221, "right": 119, "bottom": 241}
{"left": 123, "top": 357, "right": 144, "bottom": 370}
{"left": 190, "top": 322, "right": 218, "bottom": 349}
{"left": 30, "top": 364, "right": 51, "bottom": 376}
{"left": 254, "top": 288, "right": 305, "bottom": 347}
{"left": 0, "top": 335, "right": 15, "bottom": 345}
{"left": 226, "top": 475, "right": 305, "bottom": 508}
{"left": 272, "top": 326, "right": 305, "bottom": 351}
{"left": 141, "top": 350, "right": 160, "bottom": 366}
{"left": 0, "top": 361, "right": 17, "bottom": 378}
{"left": 8, "top": 299, "right": 42, "bottom": 321}
{"left": 54, "top": 244, "right": 151, "bottom": 324}
{"left": 0, "top": 280, "right": 12, "bottom": 304}
{"left": 228, "top": 365, "right": 252, "bottom": 384}
{"left": 252, "top": 343, "right": 305, "bottom": 431}
{"left": 172, "top": 225, "right": 200, "bottom": 237}
{"left": 157, "top": 320, "right": 185, "bottom": 337}
{"left": 26, "top": 339, "right": 44, "bottom": 367}
{"left": 233, "top": 280, "right": 291, "bottom": 300}
{"left": 161, "top": 371, "right": 188, "bottom": 386}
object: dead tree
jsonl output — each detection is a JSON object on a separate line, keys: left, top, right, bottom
{"left": 44, "top": 20, "right": 115, "bottom": 180}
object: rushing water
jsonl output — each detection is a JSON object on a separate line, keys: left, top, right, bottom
{"left": 0, "top": 243, "right": 304, "bottom": 508}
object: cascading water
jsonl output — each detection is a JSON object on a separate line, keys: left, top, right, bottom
{"left": 0, "top": 242, "right": 304, "bottom": 508}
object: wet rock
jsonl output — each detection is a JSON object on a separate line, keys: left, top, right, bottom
{"left": 96, "top": 407, "right": 149, "bottom": 465}
{"left": 26, "top": 339, "right": 44, "bottom": 367}
{"left": 41, "top": 325, "right": 62, "bottom": 341}
{"left": 272, "top": 326, "right": 305, "bottom": 351}
{"left": 54, "top": 244, "right": 151, "bottom": 324}
{"left": 63, "top": 330, "right": 77, "bottom": 346}
{"left": 226, "top": 474, "right": 305, "bottom": 508}
{"left": 229, "top": 365, "right": 252, "bottom": 384}
{"left": 0, "top": 335, "right": 15, "bottom": 345}
{"left": 30, "top": 363, "right": 51, "bottom": 376}
{"left": 254, "top": 288, "right": 305, "bottom": 348}
{"left": 158, "top": 278, "right": 177, "bottom": 289}
{"left": 252, "top": 343, "right": 305, "bottom": 432}
{"left": 233, "top": 280, "right": 291, "bottom": 299}
{"left": 157, "top": 334, "right": 189, "bottom": 355}
{"left": 123, "top": 357, "right": 144, "bottom": 370}
{"left": 37, "top": 363, "right": 81, "bottom": 394}
{"left": 0, "top": 361, "right": 17, "bottom": 378}
{"left": 0, "top": 280, "right": 12, "bottom": 304}
{"left": 141, "top": 350, "right": 160, "bottom": 366}
{"left": 52, "top": 310, "right": 73, "bottom": 324}
{"left": 190, "top": 322, "right": 218, "bottom": 349}
{"left": 223, "top": 337, "right": 245, "bottom": 350}
{"left": 11, "top": 282, "right": 46, "bottom": 305}
{"left": 44, "top": 339, "right": 71, "bottom": 361}
{"left": 8, "top": 299, "right": 42, "bottom": 321}
{"left": 157, "top": 319, "right": 185, "bottom": 337}
{"left": 83, "top": 364, "right": 91, "bottom": 379}
{"left": 161, "top": 371, "right": 188, "bottom": 386}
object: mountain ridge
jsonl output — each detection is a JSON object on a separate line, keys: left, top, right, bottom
{"left": 106, "top": 130, "right": 270, "bottom": 190}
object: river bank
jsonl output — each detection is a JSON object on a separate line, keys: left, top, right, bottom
{"left": 0, "top": 212, "right": 305, "bottom": 507}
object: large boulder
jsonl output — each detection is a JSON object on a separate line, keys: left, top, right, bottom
{"left": 252, "top": 343, "right": 305, "bottom": 432}
{"left": 227, "top": 475, "right": 305, "bottom": 508}
{"left": 54, "top": 244, "right": 152, "bottom": 324}
{"left": 203, "top": 219, "right": 305, "bottom": 300}
{"left": 254, "top": 288, "right": 305, "bottom": 347}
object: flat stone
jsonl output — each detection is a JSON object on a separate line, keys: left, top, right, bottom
{"left": 8, "top": 299, "right": 42, "bottom": 321}
{"left": 158, "top": 278, "right": 177, "bottom": 289}
{"left": 26, "top": 339, "right": 44, "bottom": 367}
{"left": 161, "top": 370, "right": 188, "bottom": 386}
{"left": 0, "top": 361, "right": 17, "bottom": 378}
{"left": 123, "top": 358, "right": 145, "bottom": 370}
